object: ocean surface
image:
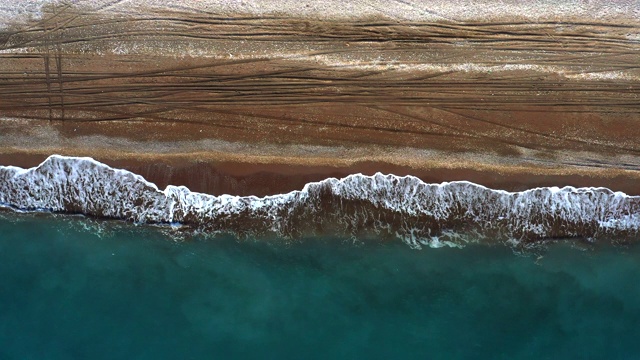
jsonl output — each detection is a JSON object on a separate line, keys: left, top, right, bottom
{"left": 2, "top": 212, "right": 640, "bottom": 359}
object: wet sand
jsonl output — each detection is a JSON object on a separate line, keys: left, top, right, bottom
{"left": 1, "top": 1, "right": 639, "bottom": 195}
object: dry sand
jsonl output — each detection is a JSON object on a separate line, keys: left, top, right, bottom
{"left": 0, "top": 0, "right": 639, "bottom": 195}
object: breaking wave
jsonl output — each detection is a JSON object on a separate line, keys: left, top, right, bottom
{"left": 1, "top": 155, "right": 639, "bottom": 249}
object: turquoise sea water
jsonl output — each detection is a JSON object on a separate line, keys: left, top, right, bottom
{"left": 1, "top": 213, "right": 640, "bottom": 359}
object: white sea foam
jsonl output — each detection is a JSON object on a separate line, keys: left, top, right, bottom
{"left": 0, "top": 155, "right": 638, "bottom": 249}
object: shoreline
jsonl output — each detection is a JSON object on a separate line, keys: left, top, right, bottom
{"left": 1, "top": 154, "right": 638, "bottom": 250}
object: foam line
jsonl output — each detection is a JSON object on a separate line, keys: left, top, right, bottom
{"left": 1, "top": 155, "right": 638, "bottom": 248}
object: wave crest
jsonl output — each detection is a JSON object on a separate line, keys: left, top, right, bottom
{"left": 1, "top": 155, "right": 638, "bottom": 248}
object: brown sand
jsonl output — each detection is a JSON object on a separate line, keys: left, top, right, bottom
{"left": 0, "top": 1, "right": 639, "bottom": 195}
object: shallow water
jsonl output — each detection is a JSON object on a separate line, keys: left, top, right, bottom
{"left": 1, "top": 214, "right": 640, "bottom": 359}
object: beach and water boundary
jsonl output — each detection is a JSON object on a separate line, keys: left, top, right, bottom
{"left": 1, "top": 155, "right": 639, "bottom": 250}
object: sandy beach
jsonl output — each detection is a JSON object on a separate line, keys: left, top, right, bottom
{"left": 1, "top": 0, "right": 639, "bottom": 195}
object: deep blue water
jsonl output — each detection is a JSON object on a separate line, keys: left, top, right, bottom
{"left": 1, "top": 213, "right": 640, "bottom": 359}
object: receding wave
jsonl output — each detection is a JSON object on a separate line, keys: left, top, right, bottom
{"left": 1, "top": 155, "right": 638, "bottom": 249}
